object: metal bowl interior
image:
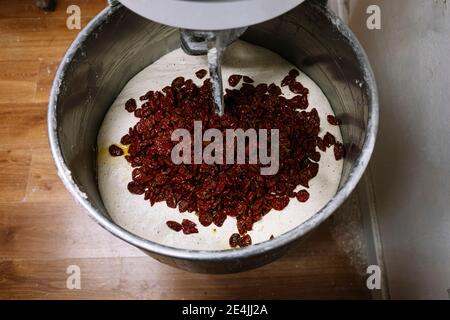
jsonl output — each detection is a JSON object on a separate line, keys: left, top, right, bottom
{"left": 48, "top": 1, "right": 378, "bottom": 273}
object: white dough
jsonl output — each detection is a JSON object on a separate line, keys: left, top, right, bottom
{"left": 97, "top": 41, "right": 343, "bottom": 250}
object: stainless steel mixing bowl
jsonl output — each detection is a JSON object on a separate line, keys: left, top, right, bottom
{"left": 48, "top": 1, "right": 378, "bottom": 273}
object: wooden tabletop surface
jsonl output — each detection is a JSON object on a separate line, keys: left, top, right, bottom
{"left": 0, "top": 0, "right": 370, "bottom": 299}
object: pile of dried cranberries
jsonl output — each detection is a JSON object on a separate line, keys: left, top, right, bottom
{"left": 109, "top": 69, "right": 344, "bottom": 248}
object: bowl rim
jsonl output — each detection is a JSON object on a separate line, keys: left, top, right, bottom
{"left": 48, "top": 3, "right": 379, "bottom": 262}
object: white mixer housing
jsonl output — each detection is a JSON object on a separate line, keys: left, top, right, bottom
{"left": 117, "top": 0, "right": 305, "bottom": 30}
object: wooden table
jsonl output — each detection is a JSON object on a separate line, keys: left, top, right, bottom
{"left": 0, "top": 0, "right": 371, "bottom": 299}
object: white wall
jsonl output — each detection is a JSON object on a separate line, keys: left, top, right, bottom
{"left": 346, "top": 0, "right": 450, "bottom": 299}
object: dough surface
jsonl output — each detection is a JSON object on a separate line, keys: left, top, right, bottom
{"left": 97, "top": 40, "right": 343, "bottom": 250}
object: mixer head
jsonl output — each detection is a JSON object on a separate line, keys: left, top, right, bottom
{"left": 116, "top": 0, "right": 305, "bottom": 31}
{"left": 117, "top": 0, "right": 306, "bottom": 55}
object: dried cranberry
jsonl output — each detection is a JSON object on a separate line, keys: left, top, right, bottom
{"left": 229, "top": 233, "right": 241, "bottom": 248}
{"left": 323, "top": 132, "right": 336, "bottom": 148}
{"left": 199, "top": 212, "right": 213, "bottom": 227}
{"left": 139, "top": 90, "right": 154, "bottom": 101}
{"left": 243, "top": 76, "right": 254, "bottom": 83}
{"left": 120, "top": 134, "right": 132, "bottom": 146}
{"left": 268, "top": 83, "right": 281, "bottom": 96}
{"left": 109, "top": 144, "right": 124, "bottom": 157}
{"left": 195, "top": 69, "right": 207, "bottom": 79}
{"left": 125, "top": 98, "right": 137, "bottom": 112}
{"left": 127, "top": 181, "right": 144, "bottom": 195}
{"left": 237, "top": 217, "right": 247, "bottom": 235}
{"left": 166, "top": 194, "right": 177, "bottom": 208}
{"left": 178, "top": 200, "right": 189, "bottom": 213}
{"left": 223, "top": 207, "right": 237, "bottom": 217}
{"left": 239, "top": 234, "right": 252, "bottom": 247}
{"left": 172, "top": 76, "right": 185, "bottom": 88}
{"left": 271, "top": 196, "right": 290, "bottom": 211}
{"left": 316, "top": 137, "right": 326, "bottom": 152}
{"left": 289, "top": 69, "right": 300, "bottom": 77}
{"left": 289, "top": 81, "right": 306, "bottom": 94}
{"left": 166, "top": 220, "right": 182, "bottom": 232}
{"left": 309, "top": 151, "right": 321, "bottom": 162}
{"left": 287, "top": 95, "right": 308, "bottom": 110}
{"left": 281, "top": 74, "right": 294, "bottom": 87}
{"left": 255, "top": 83, "right": 268, "bottom": 94}
{"left": 334, "top": 142, "right": 346, "bottom": 160}
{"left": 327, "top": 115, "right": 341, "bottom": 126}
{"left": 182, "top": 219, "right": 198, "bottom": 235}
{"left": 213, "top": 212, "right": 227, "bottom": 227}
{"left": 228, "top": 74, "right": 242, "bottom": 87}
{"left": 296, "top": 189, "right": 310, "bottom": 203}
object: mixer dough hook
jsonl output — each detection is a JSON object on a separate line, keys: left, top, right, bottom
{"left": 180, "top": 28, "right": 247, "bottom": 116}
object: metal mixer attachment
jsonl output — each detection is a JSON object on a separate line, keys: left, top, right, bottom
{"left": 180, "top": 28, "right": 247, "bottom": 116}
